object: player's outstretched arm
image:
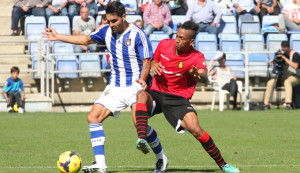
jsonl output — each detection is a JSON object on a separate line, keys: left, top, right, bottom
{"left": 43, "top": 26, "right": 95, "bottom": 45}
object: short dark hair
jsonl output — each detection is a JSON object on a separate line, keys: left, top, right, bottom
{"left": 281, "top": 41, "right": 290, "bottom": 48}
{"left": 178, "top": 21, "right": 199, "bottom": 39}
{"left": 105, "top": 1, "right": 126, "bottom": 17}
{"left": 11, "top": 66, "right": 20, "bottom": 74}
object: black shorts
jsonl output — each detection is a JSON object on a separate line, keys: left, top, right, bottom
{"left": 148, "top": 90, "right": 197, "bottom": 133}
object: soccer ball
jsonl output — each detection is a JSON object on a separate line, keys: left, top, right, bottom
{"left": 57, "top": 151, "right": 82, "bottom": 173}
{"left": 13, "top": 103, "right": 18, "bottom": 112}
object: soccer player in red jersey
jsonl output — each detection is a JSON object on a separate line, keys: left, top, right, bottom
{"left": 134, "top": 21, "right": 240, "bottom": 173}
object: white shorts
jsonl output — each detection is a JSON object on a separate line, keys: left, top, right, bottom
{"left": 94, "top": 83, "right": 143, "bottom": 118}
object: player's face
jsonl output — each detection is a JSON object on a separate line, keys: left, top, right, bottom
{"left": 106, "top": 13, "right": 126, "bottom": 34}
{"left": 175, "top": 28, "right": 194, "bottom": 52}
{"left": 11, "top": 72, "right": 19, "bottom": 80}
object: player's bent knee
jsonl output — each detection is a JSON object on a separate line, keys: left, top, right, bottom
{"left": 190, "top": 127, "right": 204, "bottom": 138}
{"left": 136, "top": 90, "right": 148, "bottom": 102}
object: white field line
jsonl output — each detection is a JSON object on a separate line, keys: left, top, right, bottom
{"left": 1, "top": 165, "right": 300, "bottom": 169}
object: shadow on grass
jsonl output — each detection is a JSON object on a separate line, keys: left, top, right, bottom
{"left": 115, "top": 168, "right": 218, "bottom": 172}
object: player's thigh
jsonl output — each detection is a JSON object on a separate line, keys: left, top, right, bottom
{"left": 181, "top": 112, "right": 205, "bottom": 138}
{"left": 87, "top": 104, "right": 112, "bottom": 123}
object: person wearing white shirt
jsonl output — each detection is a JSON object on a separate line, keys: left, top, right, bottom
{"left": 233, "top": 0, "right": 260, "bottom": 16}
{"left": 46, "top": 0, "right": 68, "bottom": 21}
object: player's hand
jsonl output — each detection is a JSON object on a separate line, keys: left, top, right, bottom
{"left": 43, "top": 26, "right": 59, "bottom": 41}
{"left": 136, "top": 79, "right": 147, "bottom": 90}
{"left": 151, "top": 60, "right": 163, "bottom": 75}
{"left": 189, "top": 66, "right": 201, "bottom": 79}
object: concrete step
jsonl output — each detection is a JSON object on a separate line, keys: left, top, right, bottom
{"left": 0, "top": 35, "right": 26, "bottom": 42}
{"left": 0, "top": 73, "right": 36, "bottom": 85}
{"left": 0, "top": 5, "right": 13, "bottom": 17}
{"left": 0, "top": 17, "right": 12, "bottom": 36}
{"left": 0, "top": 44, "right": 25, "bottom": 54}
{"left": 0, "top": 57, "right": 31, "bottom": 64}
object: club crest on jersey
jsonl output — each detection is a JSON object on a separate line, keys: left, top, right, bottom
{"left": 178, "top": 61, "right": 184, "bottom": 69}
{"left": 125, "top": 38, "right": 131, "bottom": 46}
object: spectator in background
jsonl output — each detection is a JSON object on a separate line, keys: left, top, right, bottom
{"left": 280, "top": 0, "right": 293, "bottom": 8}
{"left": 164, "top": 0, "right": 188, "bottom": 15}
{"left": 214, "top": 0, "right": 234, "bottom": 14}
{"left": 95, "top": 14, "right": 108, "bottom": 30}
{"left": 143, "top": 0, "right": 173, "bottom": 36}
{"left": 97, "top": 0, "right": 112, "bottom": 15}
{"left": 134, "top": 19, "right": 144, "bottom": 29}
{"left": 11, "top": 0, "right": 47, "bottom": 36}
{"left": 278, "top": 0, "right": 300, "bottom": 33}
{"left": 257, "top": 0, "right": 280, "bottom": 20}
{"left": 46, "top": 0, "right": 68, "bottom": 21}
{"left": 136, "top": 0, "right": 152, "bottom": 16}
{"left": 3, "top": 66, "right": 25, "bottom": 113}
{"left": 68, "top": 0, "right": 98, "bottom": 21}
{"left": 208, "top": 51, "right": 239, "bottom": 110}
{"left": 233, "top": 0, "right": 260, "bottom": 16}
{"left": 73, "top": 7, "right": 96, "bottom": 53}
{"left": 185, "top": 0, "right": 222, "bottom": 35}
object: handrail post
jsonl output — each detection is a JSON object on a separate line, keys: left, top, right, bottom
{"left": 244, "top": 48, "right": 250, "bottom": 111}
{"left": 39, "top": 38, "right": 45, "bottom": 96}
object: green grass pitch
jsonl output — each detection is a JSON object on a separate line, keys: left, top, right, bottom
{"left": 0, "top": 109, "right": 300, "bottom": 173}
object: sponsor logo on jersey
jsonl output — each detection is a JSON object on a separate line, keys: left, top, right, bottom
{"left": 178, "top": 61, "right": 184, "bottom": 69}
{"left": 160, "top": 54, "right": 170, "bottom": 61}
{"left": 125, "top": 38, "right": 131, "bottom": 46}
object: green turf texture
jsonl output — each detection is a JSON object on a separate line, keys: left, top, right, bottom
{"left": 0, "top": 109, "right": 299, "bottom": 173}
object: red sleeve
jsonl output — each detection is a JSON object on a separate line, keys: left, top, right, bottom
{"left": 194, "top": 53, "right": 207, "bottom": 71}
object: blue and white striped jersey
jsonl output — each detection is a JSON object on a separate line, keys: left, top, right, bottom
{"left": 90, "top": 24, "right": 153, "bottom": 87}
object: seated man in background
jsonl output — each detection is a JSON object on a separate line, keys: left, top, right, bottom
{"left": 68, "top": 0, "right": 98, "bottom": 21}
{"left": 11, "top": 0, "right": 47, "bottom": 36}
{"left": 264, "top": 41, "right": 300, "bottom": 110}
{"left": 233, "top": 0, "right": 260, "bottom": 16}
{"left": 257, "top": 0, "right": 280, "bottom": 20}
{"left": 278, "top": 0, "right": 300, "bottom": 33}
{"left": 73, "top": 7, "right": 96, "bottom": 53}
{"left": 46, "top": 0, "right": 68, "bottom": 21}
{"left": 3, "top": 66, "right": 25, "bottom": 113}
{"left": 164, "top": 0, "right": 188, "bottom": 15}
{"left": 143, "top": 0, "right": 173, "bottom": 36}
{"left": 185, "top": 0, "right": 222, "bottom": 35}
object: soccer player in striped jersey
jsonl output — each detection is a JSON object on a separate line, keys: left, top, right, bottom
{"left": 43, "top": 2, "right": 167, "bottom": 173}
{"left": 134, "top": 21, "right": 240, "bottom": 173}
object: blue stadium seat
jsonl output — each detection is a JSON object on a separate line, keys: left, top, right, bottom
{"left": 262, "top": 15, "right": 279, "bottom": 33}
{"left": 238, "top": 15, "right": 260, "bottom": 35}
{"left": 195, "top": 33, "right": 217, "bottom": 60}
{"left": 120, "top": 0, "right": 137, "bottom": 14}
{"left": 101, "top": 55, "right": 109, "bottom": 70}
{"left": 126, "top": 15, "right": 142, "bottom": 24}
{"left": 290, "top": 34, "right": 300, "bottom": 52}
{"left": 25, "top": 16, "right": 46, "bottom": 39}
{"left": 170, "top": 15, "right": 186, "bottom": 33}
{"left": 96, "top": 15, "right": 102, "bottom": 26}
{"left": 220, "top": 34, "right": 241, "bottom": 51}
{"left": 287, "top": 30, "right": 300, "bottom": 34}
{"left": 52, "top": 41, "right": 78, "bottom": 78}
{"left": 172, "top": 33, "right": 176, "bottom": 39}
{"left": 243, "top": 34, "right": 268, "bottom": 77}
{"left": 149, "top": 34, "right": 170, "bottom": 52}
{"left": 226, "top": 56, "right": 245, "bottom": 78}
{"left": 218, "top": 15, "right": 237, "bottom": 34}
{"left": 79, "top": 55, "right": 101, "bottom": 77}
{"left": 266, "top": 34, "right": 288, "bottom": 60}
{"left": 49, "top": 16, "right": 71, "bottom": 35}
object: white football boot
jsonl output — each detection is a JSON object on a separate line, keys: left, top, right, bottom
{"left": 82, "top": 161, "right": 106, "bottom": 173}
{"left": 7, "top": 106, "right": 13, "bottom": 112}
{"left": 153, "top": 157, "right": 168, "bottom": 173}
{"left": 18, "top": 107, "right": 24, "bottom": 113}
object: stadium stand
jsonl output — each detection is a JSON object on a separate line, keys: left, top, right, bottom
{"left": 238, "top": 15, "right": 260, "bottom": 35}
{"left": 243, "top": 34, "right": 268, "bottom": 77}
{"left": 290, "top": 34, "right": 300, "bottom": 52}
{"left": 261, "top": 15, "right": 279, "bottom": 34}
{"left": 126, "top": 15, "right": 142, "bottom": 24}
{"left": 217, "top": 15, "right": 237, "bottom": 35}
{"left": 120, "top": 0, "right": 137, "bottom": 14}
{"left": 52, "top": 41, "right": 78, "bottom": 78}
{"left": 195, "top": 33, "right": 218, "bottom": 61}
{"left": 220, "top": 34, "right": 244, "bottom": 77}
{"left": 25, "top": 16, "right": 46, "bottom": 40}
{"left": 170, "top": 15, "right": 186, "bottom": 33}
{"left": 49, "top": 16, "right": 71, "bottom": 35}
{"left": 79, "top": 55, "right": 101, "bottom": 77}
{"left": 149, "top": 33, "right": 170, "bottom": 52}
{"left": 266, "top": 33, "right": 288, "bottom": 60}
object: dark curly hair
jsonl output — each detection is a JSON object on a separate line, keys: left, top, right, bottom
{"left": 105, "top": 1, "right": 126, "bottom": 17}
{"left": 177, "top": 21, "right": 199, "bottom": 39}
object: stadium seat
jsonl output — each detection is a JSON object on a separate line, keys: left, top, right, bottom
{"left": 101, "top": 55, "right": 109, "bottom": 70}
{"left": 25, "top": 16, "right": 46, "bottom": 40}
{"left": 96, "top": 15, "right": 102, "bottom": 26}
{"left": 290, "top": 34, "right": 300, "bottom": 52}
{"left": 79, "top": 55, "right": 101, "bottom": 77}
{"left": 226, "top": 58, "right": 245, "bottom": 77}
{"left": 238, "top": 15, "right": 260, "bottom": 35}
{"left": 52, "top": 41, "right": 78, "bottom": 78}
{"left": 266, "top": 34, "right": 288, "bottom": 60}
{"left": 126, "top": 15, "right": 142, "bottom": 24}
{"left": 262, "top": 15, "right": 279, "bottom": 33}
{"left": 120, "top": 0, "right": 137, "bottom": 14}
{"left": 287, "top": 30, "right": 300, "bottom": 34}
{"left": 243, "top": 34, "right": 268, "bottom": 77}
{"left": 218, "top": 15, "right": 237, "bottom": 34}
{"left": 170, "top": 15, "right": 186, "bottom": 33}
{"left": 195, "top": 33, "right": 217, "bottom": 60}
{"left": 49, "top": 16, "right": 71, "bottom": 35}
{"left": 149, "top": 34, "right": 170, "bottom": 52}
